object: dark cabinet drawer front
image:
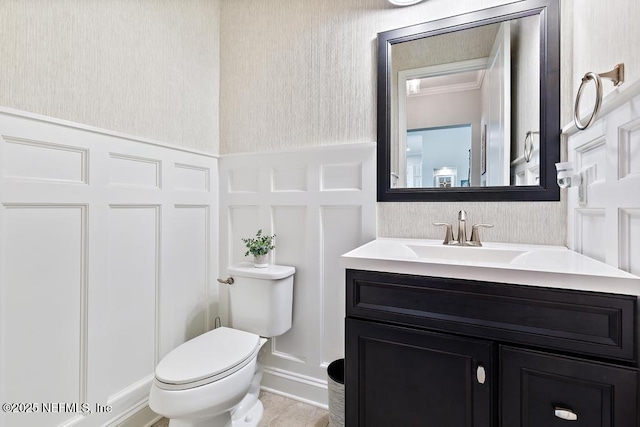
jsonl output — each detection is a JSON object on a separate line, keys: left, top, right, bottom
{"left": 346, "top": 270, "right": 636, "bottom": 361}
{"left": 500, "top": 346, "right": 638, "bottom": 427}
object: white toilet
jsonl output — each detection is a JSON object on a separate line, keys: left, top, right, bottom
{"left": 149, "top": 262, "right": 295, "bottom": 427}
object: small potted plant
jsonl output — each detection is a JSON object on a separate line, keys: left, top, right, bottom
{"left": 242, "top": 229, "right": 276, "bottom": 268}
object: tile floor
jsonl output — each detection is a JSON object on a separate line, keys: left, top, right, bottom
{"left": 152, "top": 391, "right": 329, "bottom": 427}
{"left": 152, "top": 418, "right": 169, "bottom": 427}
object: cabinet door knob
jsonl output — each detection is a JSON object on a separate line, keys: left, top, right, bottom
{"left": 476, "top": 365, "right": 486, "bottom": 384}
{"left": 554, "top": 407, "right": 578, "bottom": 421}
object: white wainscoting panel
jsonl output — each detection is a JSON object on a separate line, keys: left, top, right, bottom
{"left": 219, "top": 144, "right": 376, "bottom": 407}
{"left": 0, "top": 108, "right": 218, "bottom": 427}
{"left": 620, "top": 208, "right": 640, "bottom": 276}
{"left": 575, "top": 137, "right": 606, "bottom": 184}
{"left": 574, "top": 208, "right": 606, "bottom": 263}
{"left": 174, "top": 164, "right": 210, "bottom": 192}
{"left": 228, "top": 169, "right": 260, "bottom": 193}
{"left": 1, "top": 204, "right": 86, "bottom": 427}
{"left": 321, "top": 163, "right": 362, "bottom": 191}
{"left": 2, "top": 136, "right": 88, "bottom": 184}
{"left": 320, "top": 206, "right": 362, "bottom": 366}
{"left": 566, "top": 85, "right": 640, "bottom": 274}
{"left": 109, "top": 154, "right": 161, "bottom": 188}
{"left": 272, "top": 167, "right": 308, "bottom": 192}
{"left": 619, "top": 118, "right": 640, "bottom": 179}
{"left": 106, "top": 206, "right": 159, "bottom": 400}
{"left": 270, "top": 205, "right": 310, "bottom": 364}
{"left": 227, "top": 206, "right": 260, "bottom": 262}
{"left": 161, "top": 205, "right": 212, "bottom": 354}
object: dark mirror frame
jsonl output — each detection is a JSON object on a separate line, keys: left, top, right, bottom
{"left": 377, "top": 0, "right": 560, "bottom": 202}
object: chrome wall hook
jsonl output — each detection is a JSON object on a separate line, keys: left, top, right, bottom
{"left": 574, "top": 63, "right": 625, "bottom": 130}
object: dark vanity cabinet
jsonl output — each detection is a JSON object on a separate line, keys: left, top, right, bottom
{"left": 501, "top": 347, "right": 638, "bottom": 426}
{"left": 345, "top": 269, "right": 639, "bottom": 426}
{"left": 346, "top": 319, "right": 494, "bottom": 426}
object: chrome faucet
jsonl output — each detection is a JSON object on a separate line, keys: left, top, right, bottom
{"left": 456, "top": 210, "right": 468, "bottom": 244}
{"left": 433, "top": 210, "right": 494, "bottom": 246}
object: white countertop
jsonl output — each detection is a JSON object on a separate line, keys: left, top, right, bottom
{"left": 340, "top": 238, "right": 640, "bottom": 296}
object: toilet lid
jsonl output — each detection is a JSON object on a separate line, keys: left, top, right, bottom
{"left": 155, "top": 327, "right": 260, "bottom": 389}
{"left": 228, "top": 262, "right": 295, "bottom": 279}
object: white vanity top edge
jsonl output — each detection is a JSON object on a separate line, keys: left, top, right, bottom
{"left": 340, "top": 238, "right": 640, "bottom": 296}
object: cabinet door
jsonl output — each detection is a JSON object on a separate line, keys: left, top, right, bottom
{"left": 501, "top": 346, "right": 638, "bottom": 427}
{"left": 345, "top": 318, "right": 494, "bottom": 427}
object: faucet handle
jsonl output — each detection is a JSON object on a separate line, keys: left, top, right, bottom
{"left": 458, "top": 210, "right": 467, "bottom": 221}
{"left": 433, "top": 222, "right": 454, "bottom": 245}
{"left": 470, "top": 224, "right": 494, "bottom": 246}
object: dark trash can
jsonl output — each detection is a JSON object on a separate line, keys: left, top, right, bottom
{"left": 327, "top": 358, "right": 345, "bottom": 427}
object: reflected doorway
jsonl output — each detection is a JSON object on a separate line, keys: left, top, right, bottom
{"left": 406, "top": 124, "right": 472, "bottom": 188}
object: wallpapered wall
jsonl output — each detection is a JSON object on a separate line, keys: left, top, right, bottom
{"left": 3, "top": 0, "right": 637, "bottom": 245}
{"left": 220, "top": 0, "right": 517, "bottom": 154}
{"left": 219, "top": 0, "right": 569, "bottom": 245}
{"left": 570, "top": 0, "right": 640, "bottom": 114}
{"left": 0, "top": 0, "right": 220, "bottom": 153}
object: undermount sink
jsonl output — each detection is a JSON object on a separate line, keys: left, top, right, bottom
{"left": 405, "top": 244, "right": 527, "bottom": 264}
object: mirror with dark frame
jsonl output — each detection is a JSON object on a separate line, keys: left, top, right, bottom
{"left": 377, "top": 0, "right": 560, "bottom": 202}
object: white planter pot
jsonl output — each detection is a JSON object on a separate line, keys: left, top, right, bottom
{"left": 253, "top": 254, "right": 269, "bottom": 268}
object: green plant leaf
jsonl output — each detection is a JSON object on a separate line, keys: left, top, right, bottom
{"left": 241, "top": 229, "right": 276, "bottom": 257}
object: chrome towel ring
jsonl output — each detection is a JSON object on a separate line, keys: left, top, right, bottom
{"left": 574, "top": 63, "right": 624, "bottom": 130}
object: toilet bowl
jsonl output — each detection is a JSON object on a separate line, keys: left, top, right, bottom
{"left": 149, "top": 263, "right": 295, "bottom": 427}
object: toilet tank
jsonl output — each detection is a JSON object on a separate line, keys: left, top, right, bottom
{"left": 227, "top": 263, "right": 295, "bottom": 337}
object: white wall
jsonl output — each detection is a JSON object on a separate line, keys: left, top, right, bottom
{"left": 0, "top": 109, "right": 219, "bottom": 426}
{"left": 565, "top": 85, "right": 640, "bottom": 276}
{"left": 407, "top": 90, "right": 482, "bottom": 185}
{"left": 219, "top": 0, "right": 509, "bottom": 154}
{"left": 510, "top": 15, "right": 540, "bottom": 161}
{"left": 570, "top": 0, "right": 640, "bottom": 117}
{"left": 406, "top": 90, "right": 482, "bottom": 132}
{"left": 218, "top": 144, "right": 376, "bottom": 407}
{"left": 1, "top": 1, "right": 638, "bottom": 424}
{"left": 0, "top": 0, "right": 220, "bottom": 153}
{"left": 392, "top": 24, "right": 496, "bottom": 183}
{"left": 562, "top": 0, "right": 640, "bottom": 271}
{"left": 0, "top": 3, "right": 221, "bottom": 423}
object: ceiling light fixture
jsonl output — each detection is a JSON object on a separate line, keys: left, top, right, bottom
{"left": 407, "top": 79, "right": 421, "bottom": 95}
{"left": 388, "top": 0, "right": 425, "bottom": 6}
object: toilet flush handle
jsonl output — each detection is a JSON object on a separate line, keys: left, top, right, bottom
{"left": 216, "top": 277, "right": 234, "bottom": 285}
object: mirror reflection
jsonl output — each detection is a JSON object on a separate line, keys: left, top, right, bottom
{"left": 391, "top": 14, "right": 541, "bottom": 189}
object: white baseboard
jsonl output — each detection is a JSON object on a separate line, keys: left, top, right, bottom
{"left": 261, "top": 367, "right": 329, "bottom": 409}
{"left": 108, "top": 402, "right": 161, "bottom": 427}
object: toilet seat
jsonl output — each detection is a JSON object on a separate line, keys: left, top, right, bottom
{"left": 154, "top": 327, "right": 261, "bottom": 391}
